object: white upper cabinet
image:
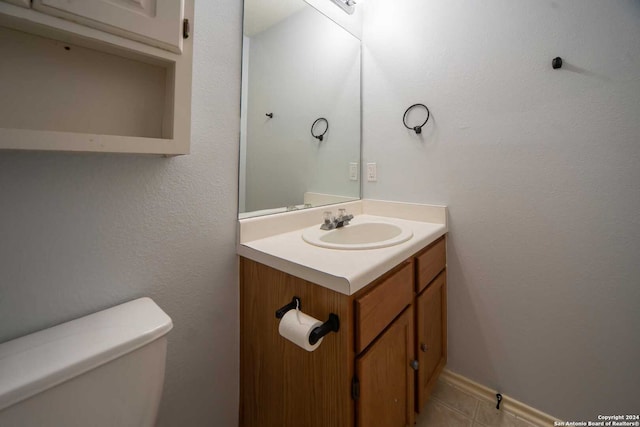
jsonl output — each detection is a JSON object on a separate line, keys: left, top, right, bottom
{"left": 0, "top": 0, "right": 194, "bottom": 155}
{"left": 2, "top": 0, "right": 30, "bottom": 8}
{"left": 32, "top": 0, "right": 185, "bottom": 53}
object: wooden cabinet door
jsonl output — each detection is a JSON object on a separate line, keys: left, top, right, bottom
{"left": 416, "top": 270, "right": 447, "bottom": 411}
{"left": 33, "top": 0, "right": 185, "bottom": 53}
{"left": 356, "top": 307, "right": 415, "bottom": 427}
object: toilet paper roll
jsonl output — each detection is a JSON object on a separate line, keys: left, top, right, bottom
{"left": 278, "top": 309, "right": 324, "bottom": 352}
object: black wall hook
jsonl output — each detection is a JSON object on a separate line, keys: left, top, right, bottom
{"left": 311, "top": 117, "right": 329, "bottom": 141}
{"left": 403, "top": 103, "right": 430, "bottom": 134}
{"left": 496, "top": 393, "right": 503, "bottom": 410}
{"left": 266, "top": 112, "right": 274, "bottom": 118}
{"left": 552, "top": 57, "right": 563, "bottom": 69}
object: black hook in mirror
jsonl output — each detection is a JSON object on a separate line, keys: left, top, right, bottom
{"left": 311, "top": 117, "right": 329, "bottom": 141}
{"left": 403, "top": 103, "right": 430, "bottom": 134}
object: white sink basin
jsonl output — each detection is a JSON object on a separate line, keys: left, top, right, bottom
{"left": 302, "top": 221, "right": 413, "bottom": 250}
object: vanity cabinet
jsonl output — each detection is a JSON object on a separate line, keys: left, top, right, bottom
{"left": 239, "top": 235, "right": 447, "bottom": 427}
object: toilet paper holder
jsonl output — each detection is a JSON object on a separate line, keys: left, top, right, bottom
{"left": 275, "top": 296, "right": 302, "bottom": 319}
{"left": 275, "top": 296, "right": 340, "bottom": 345}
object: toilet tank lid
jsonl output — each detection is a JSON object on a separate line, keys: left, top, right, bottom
{"left": 0, "top": 297, "right": 173, "bottom": 412}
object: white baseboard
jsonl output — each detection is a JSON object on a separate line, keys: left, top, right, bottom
{"left": 440, "top": 369, "right": 561, "bottom": 426}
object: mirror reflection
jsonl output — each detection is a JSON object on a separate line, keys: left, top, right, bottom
{"left": 239, "top": 0, "right": 361, "bottom": 218}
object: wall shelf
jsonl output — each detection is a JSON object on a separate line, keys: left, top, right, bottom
{"left": 0, "top": 0, "right": 194, "bottom": 156}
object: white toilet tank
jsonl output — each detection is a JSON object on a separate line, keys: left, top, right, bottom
{"left": 0, "top": 297, "right": 173, "bottom": 427}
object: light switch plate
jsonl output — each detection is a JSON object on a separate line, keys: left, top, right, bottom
{"left": 367, "top": 163, "right": 377, "bottom": 182}
{"left": 349, "top": 162, "right": 359, "bottom": 181}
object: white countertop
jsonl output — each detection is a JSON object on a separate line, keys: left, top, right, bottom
{"left": 238, "top": 200, "right": 448, "bottom": 295}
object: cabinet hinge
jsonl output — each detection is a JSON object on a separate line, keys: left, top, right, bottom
{"left": 351, "top": 376, "right": 360, "bottom": 401}
{"left": 183, "top": 18, "right": 190, "bottom": 39}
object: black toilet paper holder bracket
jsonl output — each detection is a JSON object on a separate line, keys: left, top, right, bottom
{"left": 275, "top": 297, "right": 340, "bottom": 345}
{"left": 275, "top": 296, "right": 301, "bottom": 319}
{"left": 309, "top": 313, "right": 340, "bottom": 345}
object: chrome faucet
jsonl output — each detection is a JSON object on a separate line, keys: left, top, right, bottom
{"left": 320, "top": 208, "right": 354, "bottom": 230}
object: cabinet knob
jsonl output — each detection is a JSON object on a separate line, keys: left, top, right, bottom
{"left": 410, "top": 360, "right": 419, "bottom": 371}
{"left": 420, "top": 343, "right": 428, "bottom": 352}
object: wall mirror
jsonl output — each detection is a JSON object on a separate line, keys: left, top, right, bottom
{"left": 239, "top": 0, "right": 361, "bottom": 219}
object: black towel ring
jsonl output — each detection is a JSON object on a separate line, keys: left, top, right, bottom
{"left": 403, "top": 103, "right": 430, "bottom": 134}
{"left": 311, "top": 118, "right": 329, "bottom": 141}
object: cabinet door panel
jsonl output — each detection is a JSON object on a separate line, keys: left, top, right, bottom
{"left": 357, "top": 307, "right": 414, "bottom": 427}
{"left": 416, "top": 270, "right": 447, "bottom": 411}
{"left": 33, "top": 0, "right": 184, "bottom": 53}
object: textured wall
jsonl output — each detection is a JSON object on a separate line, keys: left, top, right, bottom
{"left": 363, "top": 0, "right": 640, "bottom": 420}
{"left": 0, "top": 1, "right": 241, "bottom": 426}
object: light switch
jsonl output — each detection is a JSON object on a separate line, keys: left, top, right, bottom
{"left": 349, "top": 162, "right": 359, "bottom": 181}
{"left": 367, "top": 163, "right": 377, "bottom": 182}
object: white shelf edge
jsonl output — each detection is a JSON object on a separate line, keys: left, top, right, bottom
{"left": 0, "top": 128, "right": 189, "bottom": 156}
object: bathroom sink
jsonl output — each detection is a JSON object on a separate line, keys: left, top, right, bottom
{"left": 302, "top": 221, "right": 413, "bottom": 250}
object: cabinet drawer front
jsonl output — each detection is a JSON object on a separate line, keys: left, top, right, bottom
{"left": 355, "top": 262, "right": 413, "bottom": 353}
{"left": 416, "top": 236, "right": 446, "bottom": 293}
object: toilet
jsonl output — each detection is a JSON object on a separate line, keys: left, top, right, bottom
{"left": 0, "top": 297, "right": 173, "bottom": 427}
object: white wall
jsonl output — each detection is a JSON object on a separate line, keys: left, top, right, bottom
{"left": 363, "top": 0, "right": 640, "bottom": 420}
{"left": 244, "top": 6, "right": 360, "bottom": 212}
{"left": 0, "top": 2, "right": 241, "bottom": 426}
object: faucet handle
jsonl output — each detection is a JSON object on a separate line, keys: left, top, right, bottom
{"left": 320, "top": 211, "right": 336, "bottom": 230}
{"left": 323, "top": 211, "right": 334, "bottom": 224}
{"left": 337, "top": 208, "right": 353, "bottom": 224}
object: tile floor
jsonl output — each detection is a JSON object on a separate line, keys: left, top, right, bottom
{"left": 415, "top": 378, "right": 543, "bottom": 427}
